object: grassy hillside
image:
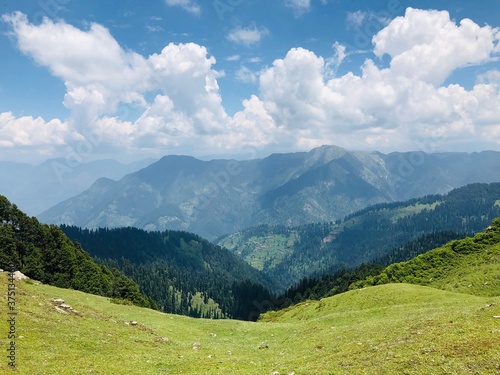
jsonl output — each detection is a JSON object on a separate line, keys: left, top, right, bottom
{"left": 2, "top": 275, "right": 500, "bottom": 374}
{"left": 352, "top": 218, "right": 500, "bottom": 297}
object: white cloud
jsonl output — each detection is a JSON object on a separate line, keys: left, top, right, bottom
{"left": 164, "top": 0, "right": 200, "bottom": 15}
{"left": 250, "top": 8, "right": 500, "bottom": 151}
{"left": 284, "top": 0, "right": 327, "bottom": 16}
{"left": 346, "top": 10, "right": 390, "bottom": 29}
{"left": 226, "top": 23, "right": 269, "bottom": 46}
{"left": 477, "top": 69, "right": 500, "bottom": 84}
{"left": 247, "top": 57, "right": 262, "bottom": 63}
{"left": 235, "top": 66, "right": 258, "bottom": 83}
{"left": 373, "top": 8, "right": 499, "bottom": 85}
{"left": 325, "top": 42, "right": 346, "bottom": 78}
{"left": 226, "top": 54, "right": 241, "bottom": 61}
{"left": 2, "top": 8, "right": 500, "bottom": 162}
{"left": 284, "top": 0, "right": 311, "bottom": 15}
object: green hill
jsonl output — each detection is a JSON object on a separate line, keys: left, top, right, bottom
{"left": 352, "top": 217, "right": 500, "bottom": 297}
{"left": 2, "top": 275, "right": 499, "bottom": 374}
{"left": 0, "top": 195, "right": 153, "bottom": 308}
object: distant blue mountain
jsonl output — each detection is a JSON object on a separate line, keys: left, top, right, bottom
{"left": 38, "top": 145, "right": 500, "bottom": 239}
{"left": 0, "top": 158, "right": 155, "bottom": 215}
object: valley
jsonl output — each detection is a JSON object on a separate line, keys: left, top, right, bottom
{"left": 1, "top": 168, "right": 500, "bottom": 373}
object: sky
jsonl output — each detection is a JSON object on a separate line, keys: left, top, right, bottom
{"left": 0, "top": 0, "right": 499, "bottom": 164}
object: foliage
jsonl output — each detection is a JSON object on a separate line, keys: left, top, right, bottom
{"left": 0, "top": 195, "right": 153, "bottom": 308}
{"left": 221, "top": 182, "right": 500, "bottom": 291}
{"left": 352, "top": 217, "right": 500, "bottom": 296}
{"left": 61, "top": 225, "right": 276, "bottom": 320}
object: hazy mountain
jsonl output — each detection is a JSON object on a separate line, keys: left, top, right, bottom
{"left": 0, "top": 157, "right": 155, "bottom": 215}
{"left": 38, "top": 145, "right": 500, "bottom": 239}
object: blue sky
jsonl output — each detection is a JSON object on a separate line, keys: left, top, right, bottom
{"left": 0, "top": 0, "right": 499, "bottom": 163}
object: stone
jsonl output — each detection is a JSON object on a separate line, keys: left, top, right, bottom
{"left": 54, "top": 306, "right": 68, "bottom": 314}
{"left": 13, "top": 271, "right": 29, "bottom": 281}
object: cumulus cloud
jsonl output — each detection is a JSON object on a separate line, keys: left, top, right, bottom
{"left": 251, "top": 8, "right": 500, "bottom": 150}
{"left": 164, "top": 0, "right": 201, "bottom": 15}
{"left": 373, "top": 8, "right": 499, "bottom": 85}
{"left": 226, "top": 23, "right": 269, "bottom": 46}
{"left": 1, "top": 8, "right": 500, "bottom": 162}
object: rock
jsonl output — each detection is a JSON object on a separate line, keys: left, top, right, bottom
{"left": 271, "top": 371, "right": 280, "bottom": 375}
{"left": 192, "top": 342, "right": 201, "bottom": 350}
{"left": 54, "top": 306, "right": 68, "bottom": 314}
{"left": 130, "top": 321, "right": 138, "bottom": 326}
{"left": 494, "top": 316, "right": 500, "bottom": 319}
{"left": 210, "top": 332, "right": 216, "bottom": 337}
{"left": 51, "top": 298, "right": 65, "bottom": 305}
{"left": 156, "top": 337, "right": 169, "bottom": 343}
{"left": 13, "top": 271, "right": 29, "bottom": 281}
{"left": 59, "top": 303, "right": 72, "bottom": 309}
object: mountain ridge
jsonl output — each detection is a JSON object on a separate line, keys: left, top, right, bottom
{"left": 39, "top": 146, "right": 500, "bottom": 239}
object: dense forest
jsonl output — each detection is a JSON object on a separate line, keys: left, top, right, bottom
{"left": 351, "top": 217, "right": 500, "bottom": 296}
{"left": 61, "top": 226, "right": 275, "bottom": 320}
{"left": 0, "top": 196, "right": 154, "bottom": 308}
{"left": 222, "top": 183, "right": 500, "bottom": 290}
{"left": 273, "top": 230, "right": 465, "bottom": 309}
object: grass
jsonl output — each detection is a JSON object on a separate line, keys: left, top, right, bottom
{"left": 1, "top": 274, "right": 500, "bottom": 374}
{"left": 220, "top": 233, "right": 294, "bottom": 270}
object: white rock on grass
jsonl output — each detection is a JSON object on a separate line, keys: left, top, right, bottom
{"left": 13, "top": 271, "right": 29, "bottom": 281}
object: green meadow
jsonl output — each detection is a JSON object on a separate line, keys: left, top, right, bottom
{"left": 2, "top": 275, "right": 499, "bottom": 374}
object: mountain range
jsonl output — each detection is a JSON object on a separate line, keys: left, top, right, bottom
{"left": 38, "top": 145, "right": 500, "bottom": 240}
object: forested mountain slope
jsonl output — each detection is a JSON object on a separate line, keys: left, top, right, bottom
{"left": 352, "top": 217, "right": 500, "bottom": 296}
{"left": 0, "top": 195, "right": 153, "bottom": 308}
{"left": 220, "top": 182, "right": 500, "bottom": 290}
{"left": 61, "top": 225, "right": 275, "bottom": 320}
